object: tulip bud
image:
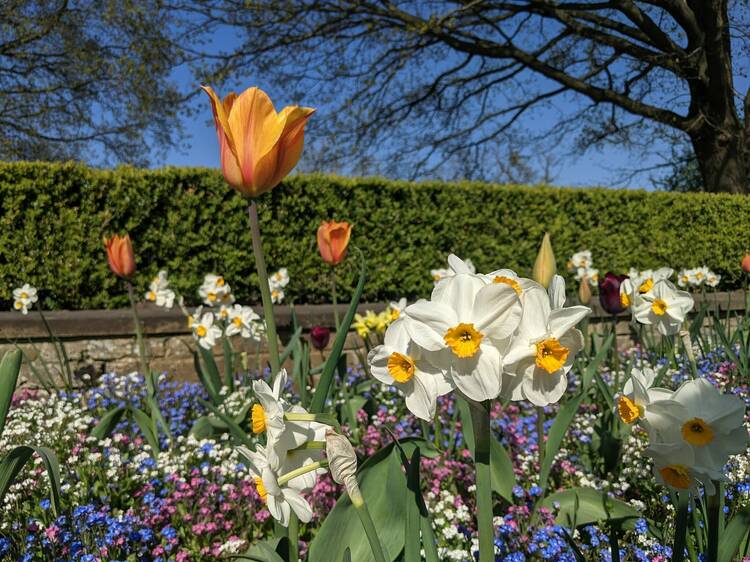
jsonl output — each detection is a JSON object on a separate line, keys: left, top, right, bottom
{"left": 325, "top": 430, "right": 362, "bottom": 505}
{"left": 532, "top": 232, "right": 556, "bottom": 288}
{"left": 309, "top": 326, "right": 331, "bottom": 351}
{"left": 578, "top": 276, "right": 592, "bottom": 305}
{"left": 104, "top": 234, "right": 136, "bottom": 279}
{"left": 598, "top": 272, "right": 628, "bottom": 315}
{"left": 742, "top": 253, "right": 750, "bottom": 273}
{"left": 317, "top": 221, "right": 352, "bottom": 266}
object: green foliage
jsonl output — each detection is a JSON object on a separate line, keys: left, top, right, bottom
{"left": 2, "top": 161, "right": 750, "bottom": 310}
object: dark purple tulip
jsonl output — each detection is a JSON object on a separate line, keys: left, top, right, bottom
{"left": 598, "top": 272, "right": 628, "bottom": 315}
{"left": 309, "top": 326, "right": 331, "bottom": 351}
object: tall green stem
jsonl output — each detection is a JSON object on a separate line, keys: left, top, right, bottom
{"left": 37, "top": 308, "right": 73, "bottom": 390}
{"left": 672, "top": 492, "right": 690, "bottom": 562}
{"left": 469, "top": 400, "right": 494, "bottom": 562}
{"left": 707, "top": 486, "right": 720, "bottom": 562}
{"left": 288, "top": 512, "right": 299, "bottom": 562}
{"left": 331, "top": 269, "right": 340, "bottom": 331}
{"left": 126, "top": 282, "right": 150, "bottom": 384}
{"left": 536, "top": 406, "right": 545, "bottom": 468}
{"left": 248, "top": 202, "right": 280, "bottom": 378}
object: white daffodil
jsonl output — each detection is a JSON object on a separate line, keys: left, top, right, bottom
{"left": 548, "top": 274, "right": 566, "bottom": 310}
{"left": 144, "top": 270, "right": 175, "bottom": 308}
{"left": 12, "top": 283, "right": 38, "bottom": 314}
{"left": 191, "top": 312, "right": 222, "bottom": 349}
{"left": 568, "top": 250, "right": 592, "bottom": 270}
{"left": 225, "top": 304, "right": 262, "bottom": 340}
{"left": 368, "top": 317, "right": 454, "bottom": 420}
{"left": 269, "top": 268, "right": 290, "bottom": 290}
{"left": 270, "top": 287, "right": 285, "bottom": 304}
{"left": 616, "top": 366, "right": 676, "bottom": 428}
{"left": 405, "top": 269, "right": 522, "bottom": 401}
{"left": 430, "top": 256, "right": 475, "bottom": 284}
{"left": 502, "top": 283, "right": 590, "bottom": 407}
{"left": 251, "top": 369, "right": 327, "bottom": 467}
{"left": 706, "top": 271, "right": 721, "bottom": 288}
{"left": 632, "top": 280, "right": 693, "bottom": 335}
{"left": 646, "top": 441, "right": 719, "bottom": 495}
{"left": 692, "top": 266, "right": 710, "bottom": 286}
{"left": 677, "top": 269, "right": 692, "bottom": 288}
{"left": 239, "top": 444, "right": 318, "bottom": 526}
{"left": 199, "top": 273, "right": 233, "bottom": 307}
{"left": 387, "top": 297, "right": 408, "bottom": 322}
{"left": 646, "top": 378, "right": 748, "bottom": 473}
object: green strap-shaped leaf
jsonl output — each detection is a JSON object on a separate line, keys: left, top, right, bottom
{"left": 193, "top": 350, "right": 223, "bottom": 405}
{"left": 196, "top": 347, "right": 224, "bottom": 402}
{"left": 0, "top": 445, "right": 62, "bottom": 515}
{"left": 236, "top": 537, "right": 289, "bottom": 562}
{"left": 222, "top": 336, "right": 235, "bottom": 392}
{"left": 91, "top": 406, "right": 127, "bottom": 440}
{"left": 341, "top": 548, "right": 352, "bottom": 562}
{"left": 310, "top": 248, "right": 367, "bottom": 413}
{"left": 540, "top": 487, "right": 640, "bottom": 529}
{"left": 0, "top": 446, "right": 33, "bottom": 509}
{"left": 0, "top": 350, "right": 23, "bottom": 438}
{"left": 404, "top": 448, "right": 422, "bottom": 562}
{"left": 718, "top": 509, "right": 750, "bottom": 562}
{"left": 131, "top": 406, "right": 160, "bottom": 458}
{"left": 490, "top": 437, "right": 516, "bottom": 502}
{"left": 279, "top": 326, "right": 303, "bottom": 365}
{"left": 539, "top": 391, "right": 586, "bottom": 493}
{"left": 581, "top": 332, "right": 613, "bottom": 390}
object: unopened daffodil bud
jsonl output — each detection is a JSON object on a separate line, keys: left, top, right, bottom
{"left": 325, "top": 430, "right": 362, "bottom": 505}
{"left": 532, "top": 232, "right": 556, "bottom": 289}
{"left": 578, "top": 275, "right": 592, "bottom": 305}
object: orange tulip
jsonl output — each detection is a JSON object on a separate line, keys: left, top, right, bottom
{"left": 742, "top": 253, "right": 750, "bottom": 273}
{"left": 202, "top": 85, "right": 314, "bottom": 197}
{"left": 317, "top": 221, "right": 352, "bottom": 266}
{"left": 104, "top": 234, "right": 136, "bottom": 278}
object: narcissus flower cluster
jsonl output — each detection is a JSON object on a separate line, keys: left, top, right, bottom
{"left": 618, "top": 271, "right": 694, "bottom": 335}
{"left": 567, "top": 250, "right": 599, "bottom": 287}
{"left": 369, "top": 254, "right": 591, "bottom": 418}
{"left": 239, "top": 369, "right": 329, "bottom": 526}
{"left": 145, "top": 270, "right": 176, "bottom": 309}
{"left": 617, "top": 373, "right": 748, "bottom": 494}
{"left": 677, "top": 266, "right": 721, "bottom": 289}
{"left": 11, "top": 283, "right": 38, "bottom": 314}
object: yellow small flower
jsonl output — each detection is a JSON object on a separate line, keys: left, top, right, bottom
{"left": 352, "top": 314, "right": 370, "bottom": 338}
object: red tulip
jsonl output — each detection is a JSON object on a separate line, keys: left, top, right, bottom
{"left": 309, "top": 326, "right": 331, "bottom": 351}
{"left": 104, "top": 234, "right": 136, "bottom": 279}
{"left": 598, "top": 272, "right": 628, "bottom": 315}
{"left": 317, "top": 221, "right": 351, "bottom": 266}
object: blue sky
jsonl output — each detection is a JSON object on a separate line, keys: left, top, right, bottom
{"left": 154, "top": 25, "right": 681, "bottom": 191}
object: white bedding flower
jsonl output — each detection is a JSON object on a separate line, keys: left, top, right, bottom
{"left": 225, "top": 304, "right": 262, "bottom": 340}
{"left": 368, "top": 316, "right": 454, "bottom": 420}
{"left": 191, "top": 312, "right": 222, "bottom": 349}
{"left": 632, "top": 280, "right": 693, "bottom": 335}
{"left": 12, "top": 283, "right": 38, "bottom": 314}
{"left": 406, "top": 260, "right": 522, "bottom": 401}
{"left": 502, "top": 282, "right": 590, "bottom": 406}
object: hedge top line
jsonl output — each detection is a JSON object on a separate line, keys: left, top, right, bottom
{"left": 2, "top": 159, "right": 747, "bottom": 202}
{"left": 1, "top": 160, "right": 748, "bottom": 311}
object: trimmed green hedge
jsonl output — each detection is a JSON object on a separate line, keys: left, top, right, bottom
{"left": 1, "top": 161, "right": 748, "bottom": 310}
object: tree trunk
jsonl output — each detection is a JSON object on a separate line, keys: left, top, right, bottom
{"left": 689, "top": 124, "right": 748, "bottom": 194}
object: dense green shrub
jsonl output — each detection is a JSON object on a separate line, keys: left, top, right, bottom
{"left": 1, "top": 161, "right": 748, "bottom": 310}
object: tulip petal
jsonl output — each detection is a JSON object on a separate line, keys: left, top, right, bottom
{"left": 267, "top": 105, "right": 315, "bottom": 188}
{"left": 229, "top": 87, "right": 285, "bottom": 188}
